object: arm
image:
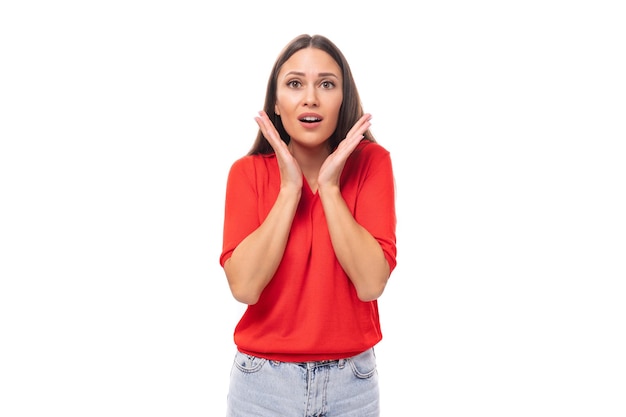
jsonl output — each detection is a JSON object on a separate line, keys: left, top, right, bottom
{"left": 319, "top": 186, "right": 391, "bottom": 301}
{"left": 224, "top": 186, "right": 300, "bottom": 305}
{"left": 223, "top": 111, "right": 303, "bottom": 305}
{"left": 318, "top": 114, "right": 395, "bottom": 301}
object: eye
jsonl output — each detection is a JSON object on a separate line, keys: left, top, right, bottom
{"left": 287, "top": 80, "right": 302, "bottom": 88}
{"left": 320, "top": 80, "right": 335, "bottom": 89}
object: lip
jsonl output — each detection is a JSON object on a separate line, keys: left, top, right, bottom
{"left": 297, "top": 112, "right": 323, "bottom": 129}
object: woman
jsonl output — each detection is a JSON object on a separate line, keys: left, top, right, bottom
{"left": 220, "top": 34, "right": 397, "bottom": 416}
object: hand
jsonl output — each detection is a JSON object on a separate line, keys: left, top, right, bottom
{"left": 254, "top": 111, "right": 303, "bottom": 191}
{"left": 318, "top": 113, "right": 372, "bottom": 189}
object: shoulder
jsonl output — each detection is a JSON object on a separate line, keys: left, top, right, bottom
{"left": 229, "top": 153, "right": 277, "bottom": 175}
{"left": 350, "top": 140, "right": 391, "bottom": 164}
{"left": 342, "top": 141, "right": 394, "bottom": 182}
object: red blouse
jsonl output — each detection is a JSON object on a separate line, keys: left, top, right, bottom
{"left": 220, "top": 140, "right": 397, "bottom": 361}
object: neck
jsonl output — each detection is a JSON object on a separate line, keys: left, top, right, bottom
{"left": 290, "top": 141, "right": 329, "bottom": 168}
{"left": 289, "top": 141, "right": 330, "bottom": 191}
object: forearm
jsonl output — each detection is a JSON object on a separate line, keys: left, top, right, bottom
{"left": 319, "top": 186, "right": 390, "bottom": 301}
{"left": 225, "top": 187, "right": 301, "bottom": 304}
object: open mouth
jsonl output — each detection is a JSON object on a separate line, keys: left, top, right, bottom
{"left": 299, "top": 116, "right": 322, "bottom": 123}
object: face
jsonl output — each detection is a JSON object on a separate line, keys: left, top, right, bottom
{"left": 274, "top": 47, "right": 343, "bottom": 150}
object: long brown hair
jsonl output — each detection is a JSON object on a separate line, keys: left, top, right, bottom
{"left": 248, "top": 34, "right": 375, "bottom": 155}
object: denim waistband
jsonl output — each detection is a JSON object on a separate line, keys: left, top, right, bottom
{"left": 296, "top": 358, "right": 346, "bottom": 369}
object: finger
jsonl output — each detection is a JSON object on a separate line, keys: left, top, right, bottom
{"left": 348, "top": 113, "right": 372, "bottom": 135}
{"left": 255, "top": 111, "right": 284, "bottom": 151}
{"left": 340, "top": 114, "right": 372, "bottom": 151}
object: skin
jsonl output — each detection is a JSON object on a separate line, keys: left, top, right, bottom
{"left": 225, "top": 47, "right": 390, "bottom": 305}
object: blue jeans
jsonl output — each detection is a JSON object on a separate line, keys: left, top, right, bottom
{"left": 226, "top": 348, "right": 380, "bottom": 417}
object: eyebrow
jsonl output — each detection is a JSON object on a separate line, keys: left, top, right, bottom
{"left": 283, "top": 71, "right": 339, "bottom": 79}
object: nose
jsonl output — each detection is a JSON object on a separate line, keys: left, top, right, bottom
{"left": 303, "top": 85, "right": 318, "bottom": 107}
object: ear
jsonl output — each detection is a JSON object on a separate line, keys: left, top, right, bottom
{"left": 274, "top": 104, "right": 280, "bottom": 116}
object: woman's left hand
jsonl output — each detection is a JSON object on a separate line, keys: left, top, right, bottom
{"left": 318, "top": 113, "right": 372, "bottom": 189}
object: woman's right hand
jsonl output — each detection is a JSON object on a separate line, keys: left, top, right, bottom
{"left": 255, "top": 111, "right": 303, "bottom": 192}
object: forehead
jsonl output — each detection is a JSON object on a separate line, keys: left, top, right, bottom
{"left": 278, "top": 47, "right": 341, "bottom": 77}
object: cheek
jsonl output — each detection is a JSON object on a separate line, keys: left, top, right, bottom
{"left": 274, "top": 96, "right": 290, "bottom": 116}
{"left": 328, "top": 95, "right": 343, "bottom": 116}
{"left": 328, "top": 100, "right": 343, "bottom": 125}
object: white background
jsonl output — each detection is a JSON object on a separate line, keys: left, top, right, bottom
{"left": 1, "top": 1, "right": 625, "bottom": 416}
